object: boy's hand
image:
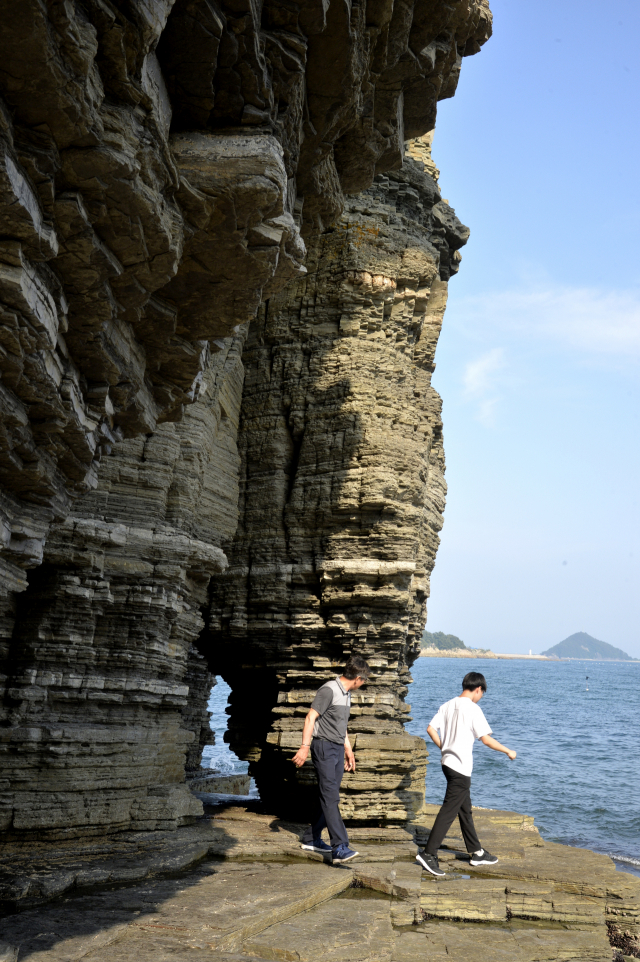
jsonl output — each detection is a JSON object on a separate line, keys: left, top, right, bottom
{"left": 344, "top": 748, "right": 356, "bottom": 772}
{"left": 481, "top": 734, "right": 516, "bottom": 761}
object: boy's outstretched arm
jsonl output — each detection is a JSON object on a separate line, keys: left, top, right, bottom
{"left": 426, "top": 724, "right": 442, "bottom": 749}
{"left": 481, "top": 734, "right": 516, "bottom": 760}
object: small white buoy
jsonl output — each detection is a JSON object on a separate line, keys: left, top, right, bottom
{"left": 586, "top": 675, "right": 589, "bottom": 691}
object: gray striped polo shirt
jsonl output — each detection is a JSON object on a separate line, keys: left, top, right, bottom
{"left": 311, "top": 677, "right": 351, "bottom": 744}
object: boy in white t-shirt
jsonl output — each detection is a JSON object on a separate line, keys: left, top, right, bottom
{"left": 417, "top": 671, "right": 517, "bottom": 877}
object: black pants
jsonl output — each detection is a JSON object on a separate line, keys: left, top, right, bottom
{"left": 301, "top": 738, "right": 349, "bottom": 850}
{"left": 425, "top": 764, "right": 482, "bottom": 856}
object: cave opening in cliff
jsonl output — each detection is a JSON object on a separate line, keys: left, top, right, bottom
{"left": 194, "top": 629, "right": 310, "bottom": 816}
{"left": 199, "top": 675, "right": 259, "bottom": 800}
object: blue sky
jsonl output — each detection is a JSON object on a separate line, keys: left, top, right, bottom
{"left": 425, "top": 0, "right": 640, "bottom": 656}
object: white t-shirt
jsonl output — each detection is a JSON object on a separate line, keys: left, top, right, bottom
{"left": 429, "top": 696, "right": 492, "bottom": 777}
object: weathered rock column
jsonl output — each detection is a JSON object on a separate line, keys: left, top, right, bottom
{"left": 206, "top": 137, "right": 468, "bottom": 823}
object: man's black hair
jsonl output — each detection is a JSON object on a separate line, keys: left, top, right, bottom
{"left": 462, "top": 671, "right": 487, "bottom": 692}
{"left": 343, "top": 656, "right": 371, "bottom": 681}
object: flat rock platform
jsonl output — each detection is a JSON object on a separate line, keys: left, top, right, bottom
{"left": 1, "top": 802, "right": 639, "bottom": 961}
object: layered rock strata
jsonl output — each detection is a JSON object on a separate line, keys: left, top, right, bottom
{"left": 0, "top": 0, "right": 491, "bottom": 618}
{"left": 0, "top": 334, "right": 245, "bottom": 837}
{"left": 206, "top": 136, "right": 468, "bottom": 822}
{"left": 0, "top": 0, "right": 492, "bottom": 841}
{"left": 0, "top": 135, "right": 467, "bottom": 838}
{"left": 0, "top": 0, "right": 312, "bottom": 661}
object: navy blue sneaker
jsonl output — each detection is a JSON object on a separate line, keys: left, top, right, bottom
{"left": 301, "top": 838, "right": 332, "bottom": 854}
{"left": 332, "top": 844, "right": 359, "bottom": 863}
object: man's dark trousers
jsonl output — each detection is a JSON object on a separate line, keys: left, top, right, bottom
{"left": 301, "top": 739, "right": 349, "bottom": 849}
{"left": 425, "top": 764, "right": 482, "bottom": 856}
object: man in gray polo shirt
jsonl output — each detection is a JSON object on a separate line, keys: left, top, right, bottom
{"left": 292, "top": 656, "right": 371, "bottom": 863}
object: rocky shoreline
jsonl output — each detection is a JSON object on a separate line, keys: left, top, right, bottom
{"left": 419, "top": 648, "right": 639, "bottom": 663}
{"left": 420, "top": 646, "right": 499, "bottom": 659}
{"left": 1, "top": 797, "right": 638, "bottom": 961}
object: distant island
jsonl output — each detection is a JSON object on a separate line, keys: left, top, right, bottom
{"left": 541, "top": 631, "right": 636, "bottom": 661}
{"left": 420, "top": 630, "right": 498, "bottom": 659}
{"left": 419, "top": 629, "right": 639, "bottom": 662}
{"left": 422, "top": 630, "right": 468, "bottom": 651}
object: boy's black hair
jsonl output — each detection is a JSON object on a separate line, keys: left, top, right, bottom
{"left": 462, "top": 671, "right": 487, "bottom": 692}
{"left": 343, "top": 656, "right": 371, "bottom": 681}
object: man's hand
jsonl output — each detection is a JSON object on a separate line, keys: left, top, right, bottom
{"left": 506, "top": 749, "right": 517, "bottom": 761}
{"left": 344, "top": 747, "right": 356, "bottom": 772}
{"left": 291, "top": 708, "right": 319, "bottom": 768}
{"left": 292, "top": 745, "right": 310, "bottom": 768}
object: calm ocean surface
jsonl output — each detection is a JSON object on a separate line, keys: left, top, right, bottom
{"left": 205, "top": 657, "right": 640, "bottom": 876}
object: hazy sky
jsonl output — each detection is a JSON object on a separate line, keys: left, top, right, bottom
{"left": 426, "top": 0, "right": 640, "bottom": 656}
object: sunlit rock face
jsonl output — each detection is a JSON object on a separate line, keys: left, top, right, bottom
{"left": 206, "top": 136, "right": 469, "bottom": 823}
{"left": 0, "top": 0, "right": 489, "bottom": 840}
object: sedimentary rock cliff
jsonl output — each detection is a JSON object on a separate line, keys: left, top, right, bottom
{"left": 0, "top": 0, "right": 491, "bottom": 840}
{"left": 206, "top": 135, "right": 467, "bottom": 822}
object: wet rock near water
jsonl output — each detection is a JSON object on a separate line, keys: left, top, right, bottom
{"left": 187, "top": 773, "right": 251, "bottom": 796}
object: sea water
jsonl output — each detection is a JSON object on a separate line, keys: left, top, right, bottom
{"left": 406, "top": 657, "right": 640, "bottom": 877}
{"left": 201, "top": 680, "right": 259, "bottom": 798}
{"left": 203, "top": 658, "right": 640, "bottom": 875}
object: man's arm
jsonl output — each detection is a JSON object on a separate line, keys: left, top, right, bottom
{"left": 292, "top": 709, "right": 319, "bottom": 767}
{"left": 480, "top": 734, "right": 516, "bottom": 760}
{"left": 426, "top": 724, "right": 442, "bottom": 749}
{"left": 344, "top": 733, "right": 355, "bottom": 772}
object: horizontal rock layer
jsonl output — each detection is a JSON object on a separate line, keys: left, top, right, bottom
{"left": 0, "top": 335, "right": 245, "bottom": 837}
